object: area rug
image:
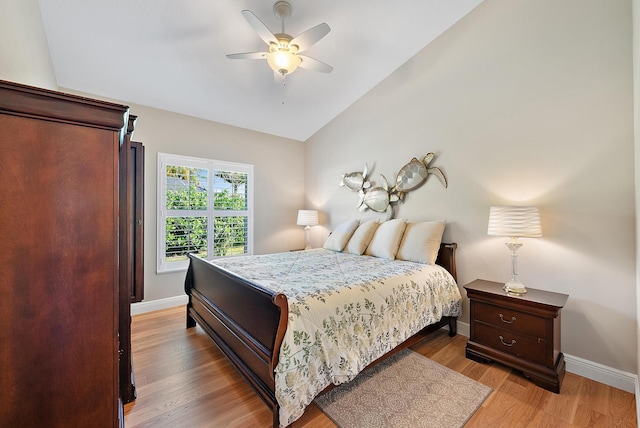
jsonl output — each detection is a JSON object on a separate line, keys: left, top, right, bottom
{"left": 314, "top": 349, "right": 492, "bottom": 428}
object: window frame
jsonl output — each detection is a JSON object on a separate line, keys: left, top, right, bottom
{"left": 157, "top": 153, "right": 254, "bottom": 273}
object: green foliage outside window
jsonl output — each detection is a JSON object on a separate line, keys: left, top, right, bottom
{"left": 165, "top": 168, "right": 248, "bottom": 260}
{"left": 165, "top": 216, "right": 208, "bottom": 260}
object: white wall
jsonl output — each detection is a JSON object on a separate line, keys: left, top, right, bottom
{"left": 119, "top": 102, "right": 306, "bottom": 301}
{"left": 306, "top": 0, "right": 636, "bottom": 374}
{"left": 0, "top": 0, "right": 57, "bottom": 89}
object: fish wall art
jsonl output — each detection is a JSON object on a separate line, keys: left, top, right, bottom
{"left": 339, "top": 153, "right": 447, "bottom": 219}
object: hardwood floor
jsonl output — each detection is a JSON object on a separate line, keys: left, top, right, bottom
{"left": 124, "top": 306, "right": 636, "bottom": 427}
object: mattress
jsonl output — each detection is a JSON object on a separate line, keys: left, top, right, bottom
{"left": 211, "top": 248, "right": 462, "bottom": 426}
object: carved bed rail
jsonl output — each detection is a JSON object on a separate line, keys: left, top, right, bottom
{"left": 184, "top": 254, "right": 288, "bottom": 424}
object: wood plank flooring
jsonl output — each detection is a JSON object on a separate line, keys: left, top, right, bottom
{"left": 124, "top": 306, "right": 636, "bottom": 427}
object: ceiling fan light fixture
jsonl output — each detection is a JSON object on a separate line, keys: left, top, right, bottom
{"left": 267, "top": 46, "right": 301, "bottom": 75}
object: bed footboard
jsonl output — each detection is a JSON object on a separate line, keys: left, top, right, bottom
{"left": 185, "top": 243, "right": 458, "bottom": 428}
{"left": 184, "top": 254, "right": 288, "bottom": 427}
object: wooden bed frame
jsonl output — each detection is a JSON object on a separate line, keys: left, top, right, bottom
{"left": 185, "top": 243, "right": 458, "bottom": 427}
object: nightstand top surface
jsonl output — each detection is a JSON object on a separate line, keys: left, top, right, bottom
{"left": 464, "top": 279, "right": 568, "bottom": 308}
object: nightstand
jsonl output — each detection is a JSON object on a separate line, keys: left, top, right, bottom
{"left": 464, "top": 279, "right": 569, "bottom": 393}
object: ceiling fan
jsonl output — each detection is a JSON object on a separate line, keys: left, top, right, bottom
{"left": 226, "top": 1, "right": 333, "bottom": 78}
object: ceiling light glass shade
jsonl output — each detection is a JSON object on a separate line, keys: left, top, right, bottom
{"left": 487, "top": 206, "right": 542, "bottom": 238}
{"left": 267, "top": 41, "right": 301, "bottom": 75}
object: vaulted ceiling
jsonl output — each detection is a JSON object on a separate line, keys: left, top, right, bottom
{"left": 38, "top": 0, "right": 483, "bottom": 141}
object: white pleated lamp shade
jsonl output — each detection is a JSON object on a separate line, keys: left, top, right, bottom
{"left": 296, "top": 210, "right": 319, "bottom": 227}
{"left": 487, "top": 206, "right": 542, "bottom": 238}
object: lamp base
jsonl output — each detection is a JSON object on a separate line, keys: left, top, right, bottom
{"left": 504, "top": 280, "right": 527, "bottom": 296}
{"left": 304, "top": 225, "right": 312, "bottom": 250}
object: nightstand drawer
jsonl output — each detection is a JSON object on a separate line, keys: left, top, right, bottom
{"left": 474, "top": 301, "right": 546, "bottom": 337}
{"left": 474, "top": 322, "right": 547, "bottom": 365}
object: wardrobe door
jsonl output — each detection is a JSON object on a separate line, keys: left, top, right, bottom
{"left": 118, "top": 115, "right": 144, "bottom": 404}
{"left": 131, "top": 140, "right": 145, "bottom": 303}
{"left": 0, "top": 80, "right": 127, "bottom": 428}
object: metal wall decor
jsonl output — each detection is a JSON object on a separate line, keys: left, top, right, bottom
{"left": 339, "top": 153, "right": 447, "bottom": 219}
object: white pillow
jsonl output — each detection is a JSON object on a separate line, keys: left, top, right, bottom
{"left": 345, "top": 219, "right": 380, "bottom": 255}
{"left": 396, "top": 221, "right": 446, "bottom": 264}
{"left": 365, "top": 218, "right": 407, "bottom": 260}
{"left": 323, "top": 219, "right": 360, "bottom": 251}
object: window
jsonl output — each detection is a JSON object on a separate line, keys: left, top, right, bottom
{"left": 157, "top": 153, "right": 253, "bottom": 273}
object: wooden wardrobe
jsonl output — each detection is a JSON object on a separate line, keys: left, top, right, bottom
{"left": 0, "top": 80, "right": 143, "bottom": 427}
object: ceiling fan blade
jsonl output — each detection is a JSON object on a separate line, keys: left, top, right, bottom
{"left": 290, "top": 23, "right": 330, "bottom": 52}
{"left": 241, "top": 10, "right": 276, "bottom": 46}
{"left": 298, "top": 55, "right": 333, "bottom": 73}
{"left": 226, "top": 52, "right": 268, "bottom": 60}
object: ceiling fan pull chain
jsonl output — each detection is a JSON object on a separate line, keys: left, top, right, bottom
{"left": 281, "top": 76, "right": 287, "bottom": 105}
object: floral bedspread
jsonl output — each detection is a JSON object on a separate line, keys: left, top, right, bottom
{"left": 211, "top": 248, "right": 462, "bottom": 426}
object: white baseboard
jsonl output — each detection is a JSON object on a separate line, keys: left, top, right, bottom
{"left": 130, "top": 295, "right": 188, "bottom": 316}
{"left": 563, "top": 353, "right": 637, "bottom": 394}
{"left": 455, "top": 320, "right": 638, "bottom": 394}
{"left": 456, "top": 319, "right": 470, "bottom": 337}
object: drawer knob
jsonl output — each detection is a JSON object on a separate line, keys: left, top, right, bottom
{"left": 499, "top": 335, "right": 516, "bottom": 347}
{"left": 499, "top": 313, "right": 516, "bottom": 324}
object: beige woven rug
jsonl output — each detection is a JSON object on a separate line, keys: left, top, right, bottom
{"left": 314, "top": 349, "right": 492, "bottom": 428}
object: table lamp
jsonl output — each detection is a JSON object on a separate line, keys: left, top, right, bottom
{"left": 488, "top": 206, "right": 542, "bottom": 295}
{"left": 297, "top": 210, "right": 318, "bottom": 250}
